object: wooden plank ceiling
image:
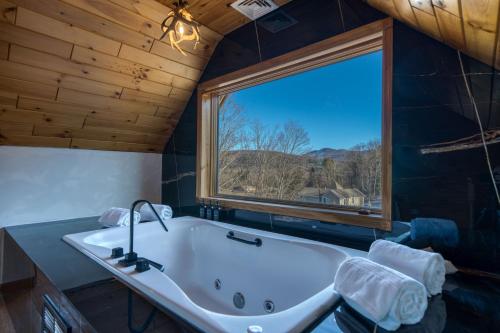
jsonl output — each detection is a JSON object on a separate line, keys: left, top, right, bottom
{"left": 2, "top": 0, "right": 498, "bottom": 153}
{"left": 368, "top": 0, "right": 500, "bottom": 69}
{"left": 0, "top": 0, "right": 223, "bottom": 153}
{"left": 156, "top": 0, "right": 293, "bottom": 35}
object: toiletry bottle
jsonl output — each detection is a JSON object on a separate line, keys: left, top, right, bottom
{"left": 206, "top": 200, "right": 213, "bottom": 220}
{"left": 199, "top": 199, "right": 206, "bottom": 219}
{"left": 204, "top": 200, "right": 210, "bottom": 219}
{"left": 213, "top": 201, "right": 220, "bottom": 221}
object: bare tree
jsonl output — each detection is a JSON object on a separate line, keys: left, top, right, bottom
{"left": 341, "top": 140, "right": 382, "bottom": 206}
{"left": 217, "top": 96, "right": 381, "bottom": 207}
{"left": 322, "top": 158, "right": 338, "bottom": 188}
{"left": 272, "top": 121, "right": 310, "bottom": 200}
{"left": 277, "top": 121, "right": 310, "bottom": 155}
{"left": 221, "top": 118, "right": 311, "bottom": 201}
{"left": 217, "top": 97, "right": 246, "bottom": 192}
{"left": 247, "top": 120, "right": 279, "bottom": 197}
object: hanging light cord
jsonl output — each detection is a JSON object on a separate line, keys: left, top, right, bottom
{"left": 254, "top": 20, "right": 263, "bottom": 62}
{"left": 457, "top": 50, "right": 500, "bottom": 205}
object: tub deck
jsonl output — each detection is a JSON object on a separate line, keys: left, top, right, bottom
{"left": 2, "top": 217, "right": 498, "bottom": 333}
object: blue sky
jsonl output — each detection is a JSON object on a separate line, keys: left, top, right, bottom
{"left": 229, "top": 50, "right": 383, "bottom": 150}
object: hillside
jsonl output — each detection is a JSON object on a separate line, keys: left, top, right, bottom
{"left": 304, "top": 148, "right": 350, "bottom": 160}
{"left": 224, "top": 148, "right": 358, "bottom": 161}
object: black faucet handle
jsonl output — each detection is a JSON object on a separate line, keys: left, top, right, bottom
{"left": 135, "top": 258, "right": 150, "bottom": 273}
{"left": 111, "top": 247, "right": 124, "bottom": 258}
{"left": 118, "top": 251, "right": 138, "bottom": 267}
{"left": 125, "top": 252, "right": 138, "bottom": 262}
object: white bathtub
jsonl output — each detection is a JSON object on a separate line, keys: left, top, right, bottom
{"left": 63, "top": 216, "right": 362, "bottom": 333}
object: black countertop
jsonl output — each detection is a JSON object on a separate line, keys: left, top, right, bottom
{"left": 5, "top": 217, "right": 500, "bottom": 333}
{"left": 5, "top": 217, "right": 111, "bottom": 290}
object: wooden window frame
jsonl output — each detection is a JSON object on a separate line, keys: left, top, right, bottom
{"left": 197, "top": 18, "right": 393, "bottom": 231}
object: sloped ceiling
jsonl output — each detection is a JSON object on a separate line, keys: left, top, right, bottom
{"left": 157, "top": 0, "right": 294, "bottom": 35}
{"left": 158, "top": 0, "right": 500, "bottom": 69}
{"left": 0, "top": 0, "right": 296, "bottom": 153}
{"left": 1, "top": 0, "right": 498, "bottom": 153}
{"left": 367, "top": 0, "right": 500, "bottom": 68}
{"left": 0, "top": 0, "right": 223, "bottom": 153}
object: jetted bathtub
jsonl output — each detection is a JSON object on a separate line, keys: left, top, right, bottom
{"left": 63, "top": 216, "right": 359, "bottom": 333}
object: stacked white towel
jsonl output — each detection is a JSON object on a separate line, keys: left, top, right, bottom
{"left": 98, "top": 207, "right": 140, "bottom": 227}
{"left": 368, "top": 239, "right": 446, "bottom": 296}
{"left": 139, "top": 204, "right": 172, "bottom": 222}
{"left": 334, "top": 257, "right": 428, "bottom": 331}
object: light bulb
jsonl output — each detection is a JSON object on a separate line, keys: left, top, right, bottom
{"left": 177, "top": 22, "right": 185, "bottom": 36}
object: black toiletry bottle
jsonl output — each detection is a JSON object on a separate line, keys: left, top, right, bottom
{"left": 199, "top": 199, "right": 206, "bottom": 219}
{"left": 206, "top": 200, "right": 213, "bottom": 220}
{"left": 204, "top": 200, "right": 210, "bottom": 219}
{"left": 213, "top": 201, "right": 220, "bottom": 221}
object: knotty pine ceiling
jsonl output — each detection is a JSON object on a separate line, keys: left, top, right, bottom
{"left": 0, "top": 0, "right": 223, "bottom": 153}
{"left": 1, "top": 0, "right": 499, "bottom": 153}
{"left": 368, "top": 0, "right": 500, "bottom": 69}
{"left": 158, "top": 0, "right": 500, "bottom": 69}
{"left": 157, "top": 0, "right": 294, "bottom": 35}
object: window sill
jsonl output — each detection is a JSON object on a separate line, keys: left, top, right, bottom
{"left": 202, "top": 196, "right": 391, "bottom": 231}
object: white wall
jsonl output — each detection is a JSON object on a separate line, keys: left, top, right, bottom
{"left": 0, "top": 146, "right": 162, "bottom": 227}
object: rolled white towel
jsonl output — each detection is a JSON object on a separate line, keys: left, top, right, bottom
{"left": 139, "top": 203, "right": 172, "bottom": 222}
{"left": 98, "top": 207, "right": 141, "bottom": 227}
{"left": 334, "top": 257, "right": 428, "bottom": 331}
{"left": 368, "top": 239, "right": 446, "bottom": 296}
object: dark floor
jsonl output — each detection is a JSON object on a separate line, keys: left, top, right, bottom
{"left": 64, "top": 279, "right": 192, "bottom": 333}
{"left": 0, "top": 293, "right": 15, "bottom": 332}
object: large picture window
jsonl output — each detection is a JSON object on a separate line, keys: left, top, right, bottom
{"left": 197, "top": 19, "right": 393, "bottom": 230}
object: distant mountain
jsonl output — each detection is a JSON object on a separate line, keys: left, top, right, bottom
{"left": 224, "top": 148, "right": 354, "bottom": 162}
{"left": 305, "top": 148, "right": 350, "bottom": 161}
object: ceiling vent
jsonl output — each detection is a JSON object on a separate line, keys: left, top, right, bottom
{"left": 258, "top": 10, "right": 297, "bottom": 33}
{"left": 230, "top": 0, "right": 279, "bottom": 20}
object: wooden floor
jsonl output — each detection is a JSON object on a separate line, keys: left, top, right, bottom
{"left": 0, "top": 293, "right": 15, "bottom": 333}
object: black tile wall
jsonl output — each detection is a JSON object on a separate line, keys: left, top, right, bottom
{"left": 163, "top": 0, "right": 500, "bottom": 274}
{"left": 392, "top": 22, "right": 500, "bottom": 273}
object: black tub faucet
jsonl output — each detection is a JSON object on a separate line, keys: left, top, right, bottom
{"left": 118, "top": 200, "right": 168, "bottom": 271}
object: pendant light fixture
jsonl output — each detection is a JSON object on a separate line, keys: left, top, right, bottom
{"left": 160, "top": 1, "right": 201, "bottom": 56}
